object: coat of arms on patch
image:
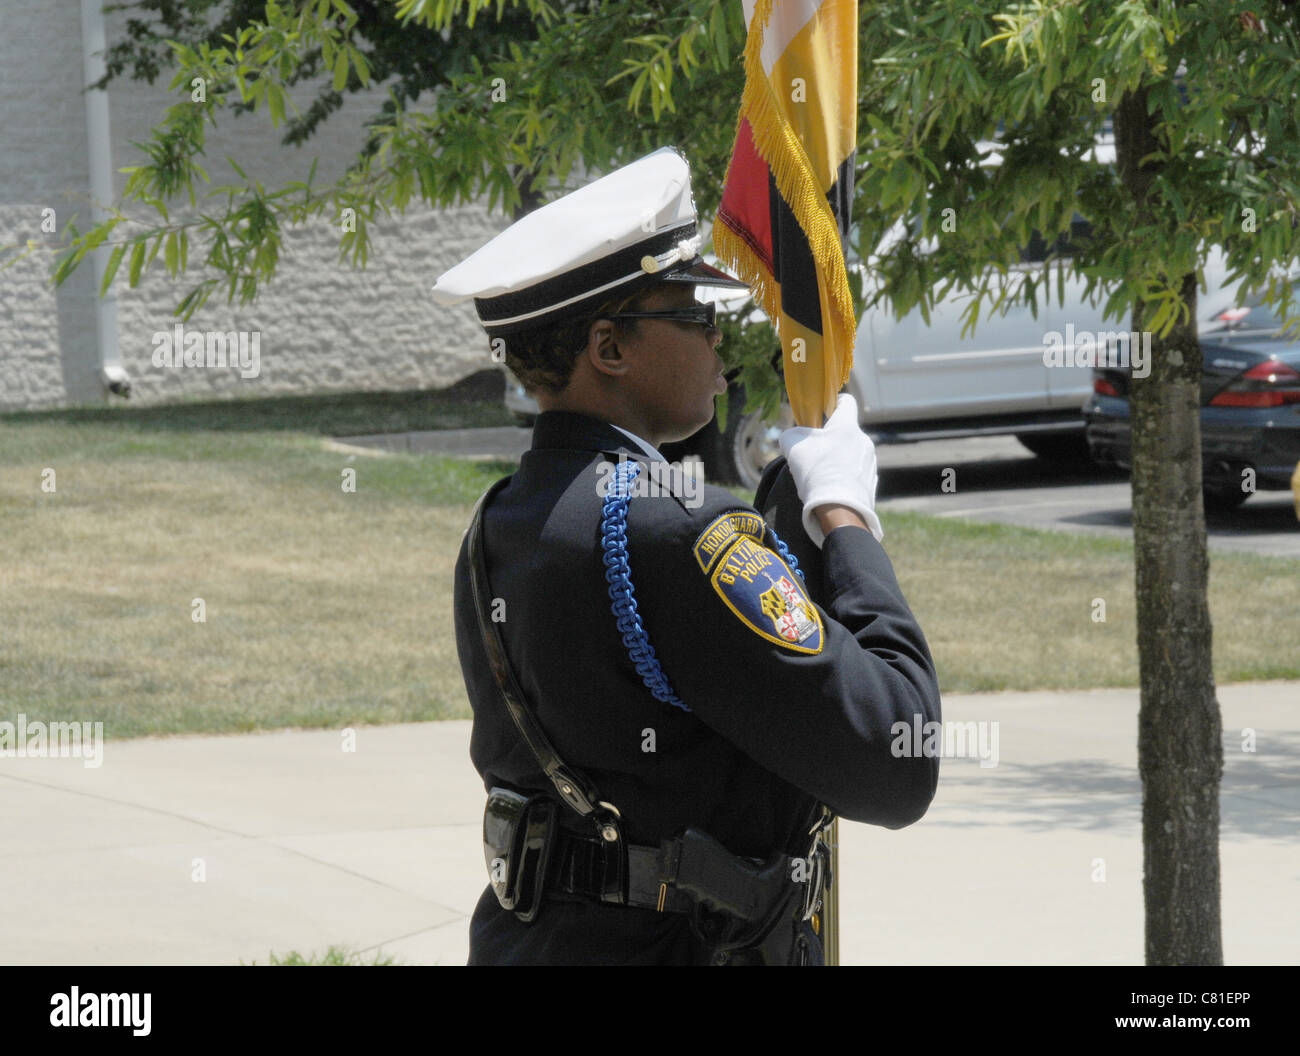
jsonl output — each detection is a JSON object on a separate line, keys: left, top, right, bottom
{"left": 695, "top": 528, "right": 824, "bottom": 655}
{"left": 759, "top": 573, "right": 818, "bottom": 644}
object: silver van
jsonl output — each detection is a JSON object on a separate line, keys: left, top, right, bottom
{"left": 507, "top": 133, "right": 1239, "bottom": 487}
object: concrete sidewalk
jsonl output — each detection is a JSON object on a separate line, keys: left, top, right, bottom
{"left": 2, "top": 682, "right": 1295, "bottom": 965}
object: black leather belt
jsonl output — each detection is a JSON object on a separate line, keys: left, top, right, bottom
{"left": 549, "top": 828, "right": 826, "bottom": 926}
{"left": 551, "top": 829, "right": 698, "bottom": 914}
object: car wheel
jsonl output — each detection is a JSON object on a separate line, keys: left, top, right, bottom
{"left": 730, "top": 403, "right": 794, "bottom": 490}
{"left": 707, "top": 389, "right": 793, "bottom": 490}
{"left": 1016, "top": 431, "right": 1092, "bottom": 461}
{"left": 672, "top": 387, "right": 792, "bottom": 489}
{"left": 1202, "top": 484, "right": 1249, "bottom": 511}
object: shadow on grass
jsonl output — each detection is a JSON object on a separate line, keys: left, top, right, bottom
{"left": 0, "top": 370, "right": 512, "bottom": 437}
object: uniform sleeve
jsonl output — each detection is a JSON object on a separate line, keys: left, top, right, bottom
{"left": 628, "top": 497, "right": 942, "bottom": 829}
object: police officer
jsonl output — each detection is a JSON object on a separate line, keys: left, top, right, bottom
{"left": 433, "top": 146, "right": 941, "bottom": 965}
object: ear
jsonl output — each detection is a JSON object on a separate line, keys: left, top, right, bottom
{"left": 585, "top": 317, "right": 630, "bottom": 379}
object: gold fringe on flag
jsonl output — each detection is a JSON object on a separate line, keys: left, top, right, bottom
{"left": 714, "top": 0, "right": 858, "bottom": 426}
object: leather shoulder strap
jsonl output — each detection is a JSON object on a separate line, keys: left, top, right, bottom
{"left": 466, "top": 478, "right": 606, "bottom": 819}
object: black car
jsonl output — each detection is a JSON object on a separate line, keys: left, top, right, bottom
{"left": 1085, "top": 293, "right": 1300, "bottom": 510}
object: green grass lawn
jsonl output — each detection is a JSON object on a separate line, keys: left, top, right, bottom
{"left": 242, "top": 945, "right": 400, "bottom": 965}
{"left": 0, "top": 372, "right": 514, "bottom": 436}
{"left": 3, "top": 389, "right": 1297, "bottom": 740}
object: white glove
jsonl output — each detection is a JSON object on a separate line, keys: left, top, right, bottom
{"left": 778, "top": 393, "right": 883, "bottom": 547}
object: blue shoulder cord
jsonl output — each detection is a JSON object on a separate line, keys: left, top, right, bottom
{"left": 599, "top": 459, "right": 806, "bottom": 715}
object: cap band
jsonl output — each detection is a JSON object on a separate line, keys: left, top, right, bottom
{"left": 474, "top": 223, "right": 696, "bottom": 336}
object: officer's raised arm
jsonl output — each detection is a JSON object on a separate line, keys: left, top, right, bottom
{"left": 627, "top": 395, "right": 941, "bottom": 829}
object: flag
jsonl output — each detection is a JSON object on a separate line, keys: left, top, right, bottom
{"left": 714, "top": 0, "right": 858, "bottom": 428}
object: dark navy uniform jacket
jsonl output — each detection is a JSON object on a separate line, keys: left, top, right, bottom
{"left": 452, "top": 409, "right": 942, "bottom": 965}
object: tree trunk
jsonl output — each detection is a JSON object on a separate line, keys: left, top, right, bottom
{"left": 1114, "top": 87, "right": 1224, "bottom": 966}
{"left": 509, "top": 165, "right": 546, "bottom": 219}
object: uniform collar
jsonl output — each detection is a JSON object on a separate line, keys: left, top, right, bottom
{"left": 530, "top": 411, "right": 668, "bottom": 461}
{"left": 609, "top": 424, "right": 668, "bottom": 462}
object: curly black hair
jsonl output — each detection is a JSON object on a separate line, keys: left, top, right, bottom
{"left": 498, "top": 288, "right": 646, "bottom": 396}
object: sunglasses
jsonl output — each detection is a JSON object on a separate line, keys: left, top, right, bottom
{"left": 607, "top": 302, "right": 718, "bottom": 329}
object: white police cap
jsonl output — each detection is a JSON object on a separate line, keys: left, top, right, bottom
{"left": 431, "top": 146, "right": 748, "bottom": 337}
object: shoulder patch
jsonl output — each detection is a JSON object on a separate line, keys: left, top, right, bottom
{"left": 692, "top": 510, "right": 768, "bottom": 572}
{"left": 702, "top": 533, "right": 824, "bottom": 655}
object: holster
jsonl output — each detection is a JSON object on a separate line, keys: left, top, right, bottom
{"left": 670, "top": 828, "right": 791, "bottom": 921}
{"left": 665, "top": 826, "right": 832, "bottom": 966}
{"left": 483, "top": 786, "right": 559, "bottom": 924}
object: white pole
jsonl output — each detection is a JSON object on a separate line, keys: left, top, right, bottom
{"left": 80, "top": 0, "right": 127, "bottom": 397}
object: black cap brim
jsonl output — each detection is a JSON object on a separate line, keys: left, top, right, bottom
{"left": 660, "top": 255, "right": 750, "bottom": 290}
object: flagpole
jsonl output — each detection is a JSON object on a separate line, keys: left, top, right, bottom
{"left": 823, "top": 817, "right": 839, "bottom": 964}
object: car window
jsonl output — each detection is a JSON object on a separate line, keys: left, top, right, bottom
{"left": 1210, "top": 292, "right": 1300, "bottom": 332}
{"left": 1019, "top": 214, "right": 1095, "bottom": 263}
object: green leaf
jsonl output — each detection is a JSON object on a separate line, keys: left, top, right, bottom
{"left": 128, "top": 238, "right": 147, "bottom": 286}
{"left": 83, "top": 218, "right": 120, "bottom": 252}
{"left": 165, "top": 231, "right": 179, "bottom": 275}
{"left": 100, "top": 243, "right": 126, "bottom": 297}
{"left": 351, "top": 46, "right": 371, "bottom": 86}
{"left": 267, "top": 83, "right": 285, "bottom": 125}
{"left": 627, "top": 65, "right": 649, "bottom": 112}
{"left": 1083, "top": 263, "right": 1125, "bottom": 281}
{"left": 333, "top": 47, "right": 349, "bottom": 91}
{"left": 679, "top": 28, "right": 696, "bottom": 73}
{"left": 176, "top": 286, "right": 200, "bottom": 322}
{"left": 708, "top": 3, "right": 726, "bottom": 64}
{"left": 1146, "top": 295, "right": 1172, "bottom": 336}
{"left": 51, "top": 251, "right": 78, "bottom": 287}
{"left": 882, "top": 163, "right": 910, "bottom": 208}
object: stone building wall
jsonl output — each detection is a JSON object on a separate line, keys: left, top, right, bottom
{"left": 0, "top": 0, "right": 507, "bottom": 411}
